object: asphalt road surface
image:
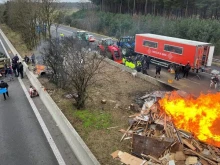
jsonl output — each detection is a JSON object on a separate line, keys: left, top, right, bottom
{"left": 0, "top": 35, "right": 59, "bottom": 165}
{"left": 0, "top": 32, "right": 81, "bottom": 165}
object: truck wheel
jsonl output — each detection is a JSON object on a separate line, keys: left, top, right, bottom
{"left": 106, "top": 52, "right": 112, "bottom": 60}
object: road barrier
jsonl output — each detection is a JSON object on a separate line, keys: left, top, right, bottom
{"left": 103, "top": 57, "right": 178, "bottom": 91}
{"left": 0, "top": 29, "right": 100, "bottom": 165}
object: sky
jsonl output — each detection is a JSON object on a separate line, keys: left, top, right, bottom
{"left": 0, "top": 0, "right": 90, "bottom": 3}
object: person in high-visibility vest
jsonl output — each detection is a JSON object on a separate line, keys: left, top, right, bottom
{"left": 60, "top": 33, "right": 64, "bottom": 38}
{"left": 125, "top": 56, "right": 135, "bottom": 69}
{"left": 135, "top": 55, "right": 142, "bottom": 72}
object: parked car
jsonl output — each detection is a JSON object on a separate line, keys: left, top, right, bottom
{"left": 88, "top": 34, "right": 96, "bottom": 42}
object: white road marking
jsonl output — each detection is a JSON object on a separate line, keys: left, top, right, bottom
{"left": 18, "top": 78, "right": 66, "bottom": 165}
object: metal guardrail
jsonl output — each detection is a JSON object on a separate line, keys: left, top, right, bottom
{"left": 213, "top": 58, "right": 220, "bottom": 63}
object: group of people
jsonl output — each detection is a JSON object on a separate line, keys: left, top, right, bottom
{"left": 11, "top": 54, "right": 24, "bottom": 79}
{"left": 0, "top": 54, "right": 24, "bottom": 100}
{"left": 173, "top": 62, "right": 191, "bottom": 81}
{"left": 3, "top": 54, "right": 24, "bottom": 80}
{"left": 24, "top": 53, "right": 35, "bottom": 66}
{"left": 133, "top": 55, "right": 151, "bottom": 75}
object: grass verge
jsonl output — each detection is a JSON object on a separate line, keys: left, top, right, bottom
{"left": 0, "top": 24, "right": 32, "bottom": 58}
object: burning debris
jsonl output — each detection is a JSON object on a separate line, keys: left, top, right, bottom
{"left": 112, "top": 91, "right": 220, "bottom": 165}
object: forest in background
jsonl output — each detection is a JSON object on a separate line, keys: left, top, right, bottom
{"left": 0, "top": 1, "right": 220, "bottom": 55}
{"left": 91, "top": 0, "right": 220, "bottom": 19}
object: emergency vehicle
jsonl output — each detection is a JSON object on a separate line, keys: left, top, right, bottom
{"left": 135, "top": 34, "right": 214, "bottom": 69}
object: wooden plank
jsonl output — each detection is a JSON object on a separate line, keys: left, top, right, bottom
{"left": 182, "top": 139, "right": 196, "bottom": 151}
{"left": 207, "top": 145, "right": 218, "bottom": 160}
{"left": 120, "top": 124, "right": 132, "bottom": 142}
{"left": 184, "top": 149, "right": 218, "bottom": 165}
{"left": 141, "top": 154, "right": 161, "bottom": 164}
{"left": 192, "top": 139, "right": 203, "bottom": 151}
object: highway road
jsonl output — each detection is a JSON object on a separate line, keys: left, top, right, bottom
{"left": 0, "top": 31, "right": 81, "bottom": 165}
{"left": 0, "top": 42, "right": 58, "bottom": 164}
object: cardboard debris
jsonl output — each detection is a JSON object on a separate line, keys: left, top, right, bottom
{"left": 112, "top": 90, "right": 220, "bottom": 165}
{"left": 185, "top": 156, "right": 198, "bottom": 165}
{"left": 174, "top": 151, "right": 186, "bottom": 161}
{"left": 111, "top": 150, "right": 147, "bottom": 165}
{"left": 111, "top": 150, "right": 120, "bottom": 159}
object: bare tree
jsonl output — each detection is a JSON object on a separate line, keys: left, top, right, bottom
{"left": 41, "top": 38, "right": 67, "bottom": 88}
{"left": 41, "top": 0, "right": 58, "bottom": 39}
{"left": 53, "top": 10, "right": 65, "bottom": 38}
{"left": 43, "top": 37, "right": 105, "bottom": 109}
{"left": 62, "top": 37, "right": 105, "bottom": 109}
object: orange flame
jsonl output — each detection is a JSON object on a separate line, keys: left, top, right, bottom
{"left": 159, "top": 91, "right": 220, "bottom": 147}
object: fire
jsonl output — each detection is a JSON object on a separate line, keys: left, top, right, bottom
{"left": 159, "top": 91, "right": 220, "bottom": 147}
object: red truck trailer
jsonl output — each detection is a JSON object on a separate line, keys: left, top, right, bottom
{"left": 135, "top": 34, "right": 214, "bottom": 69}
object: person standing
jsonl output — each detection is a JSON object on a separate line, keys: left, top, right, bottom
{"left": 183, "top": 62, "right": 191, "bottom": 78}
{"left": 142, "top": 61, "right": 148, "bottom": 75}
{"left": 175, "top": 64, "right": 181, "bottom": 80}
{"left": 0, "top": 80, "right": 9, "bottom": 100}
{"left": 12, "top": 62, "right": 17, "bottom": 77}
{"left": 7, "top": 66, "right": 13, "bottom": 81}
{"left": 18, "top": 62, "right": 24, "bottom": 79}
{"left": 4, "top": 64, "right": 8, "bottom": 77}
{"left": 146, "top": 56, "right": 151, "bottom": 69}
{"left": 31, "top": 53, "right": 35, "bottom": 66}
{"left": 155, "top": 64, "right": 161, "bottom": 78}
{"left": 135, "top": 55, "right": 142, "bottom": 72}
{"left": 24, "top": 55, "right": 30, "bottom": 64}
{"left": 12, "top": 54, "right": 19, "bottom": 64}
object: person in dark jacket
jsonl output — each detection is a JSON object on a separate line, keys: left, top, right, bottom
{"left": 24, "top": 55, "right": 30, "bottom": 64}
{"left": 31, "top": 53, "right": 35, "bottom": 66}
{"left": 146, "top": 56, "right": 151, "bottom": 69}
{"left": 18, "top": 62, "right": 24, "bottom": 78}
{"left": 0, "top": 80, "right": 9, "bottom": 100}
{"left": 12, "top": 54, "right": 19, "bottom": 64}
{"left": 142, "top": 61, "right": 148, "bottom": 75}
{"left": 4, "top": 64, "right": 8, "bottom": 77}
{"left": 12, "top": 62, "right": 17, "bottom": 77}
{"left": 183, "top": 62, "right": 191, "bottom": 78}
{"left": 175, "top": 64, "right": 181, "bottom": 80}
{"left": 155, "top": 64, "right": 161, "bottom": 78}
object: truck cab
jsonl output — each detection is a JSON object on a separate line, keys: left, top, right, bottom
{"left": 117, "top": 36, "right": 135, "bottom": 57}
{"left": 75, "top": 31, "right": 89, "bottom": 41}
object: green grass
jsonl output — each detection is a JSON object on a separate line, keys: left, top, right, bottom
{"left": 74, "top": 110, "right": 112, "bottom": 129}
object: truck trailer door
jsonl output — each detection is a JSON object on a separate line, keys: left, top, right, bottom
{"left": 207, "top": 46, "right": 215, "bottom": 66}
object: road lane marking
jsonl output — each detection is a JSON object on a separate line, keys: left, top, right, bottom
{"left": 18, "top": 78, "right": 66, "bottom": 165}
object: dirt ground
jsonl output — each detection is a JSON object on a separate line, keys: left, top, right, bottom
{"left": 1, "top": 24, "right": 167, "bottom": 165}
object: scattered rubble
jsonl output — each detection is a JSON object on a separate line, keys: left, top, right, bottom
{"left": 64, "top": 93, "right": 78, "bottom": 99}
{"left": 112, "top": 90, "right": 220, "bottom": 165}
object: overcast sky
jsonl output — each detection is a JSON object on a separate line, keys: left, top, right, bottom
{"left": 0, "top": 0, "right": 90, "bottom": 3}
